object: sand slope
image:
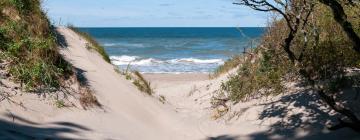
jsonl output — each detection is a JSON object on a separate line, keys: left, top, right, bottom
{"left": 0, "top": 27, "right": 359, "bottom": 140}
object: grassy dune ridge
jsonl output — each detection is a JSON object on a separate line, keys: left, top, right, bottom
{"left": 0, "top": 0, "right": 72, "bottom": 91}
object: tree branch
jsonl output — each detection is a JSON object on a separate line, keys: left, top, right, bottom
{"left": 319, "top": 0, "right": 360, "bottom": 53}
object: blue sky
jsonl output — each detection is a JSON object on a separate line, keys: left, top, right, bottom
{"left": 42, "top": 0, "right": 268, "bottom": 27}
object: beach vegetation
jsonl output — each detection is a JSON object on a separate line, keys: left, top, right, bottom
{"left": 212, "top": 55, "right": 242, "bottom": 78}
{"left": 0, "top": 0, "right": 73, "bottom": 91}
{"left": 133, "top": 71, "right": 153, "bottom": 95}
{"left": 0, "top": 0, "right": 101, "bottom": 109}
{"left": 79, "top": 87, "right": 101, "bottom": 109}
{"left": 220, "top": 51, "right": 291, "bottom": 103}
{"left": 158, "top": 95, "right": 166, "bottom": 104}
{"left": 216, "top": 0, "right": 360, "bottom": 131}
{"left": 124, "top": 63, "right": 132, "bottom": 80}
{"left": 55, "top": 99, "right": 66, "bottom": 108}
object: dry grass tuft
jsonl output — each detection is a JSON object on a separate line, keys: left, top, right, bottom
{"left": 133, "top": 71, "right": 153, "bottom": 95}
{"left": 0, "top": 0, "right": 73, "bottom": 91}
{"left": 158, "top": 95, "right": 166, "bottom": 104}
{"left": 79, "top": 87, "right": 101, "bottom": 109}
{"left": 212, "top": 55, "right": 242, "bottom": 78}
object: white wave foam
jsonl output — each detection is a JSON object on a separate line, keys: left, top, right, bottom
{"left": 110, "top": 55, "right": 163, "bottom": 66}
{"left": 103, "top": 42, "right": 144, "bottom": 47}
{"left": 167, "top": 58, "right": 224, "bottom": 64}
{"left": 110, "top": 55, "right": 138, "bottom": 65}
{"left": 132, "top": 58, "right": 163, "bottom": 65}
{"left": 110, "top": 55, "right": 224, "bottom": 66}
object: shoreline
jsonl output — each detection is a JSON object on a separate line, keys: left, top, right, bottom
{"left": 143, "top": 73, "right": 210, "bottom": 83}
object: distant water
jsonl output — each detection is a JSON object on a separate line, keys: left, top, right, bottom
{"left": 78, "top": 27, "right": 265, "bottom": 73}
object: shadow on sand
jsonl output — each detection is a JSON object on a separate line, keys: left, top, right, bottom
{"left": 209, "top": 88, "right": 360, "bottom": 140}
{"left": 0, "top": 113, "right": 91, "bottom": 139}
{"left": 207, "top": 135, "right": 239, "bottom": 140}
{"left": 54, "top": 28, "right": 69, "bottom": 48}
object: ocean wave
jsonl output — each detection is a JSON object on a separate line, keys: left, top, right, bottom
{"left": 110, "top": 55, "right": 224, "bottom": 66}
{"left": 110, "top": 55, "right": 162, "bottom": 65}
{"left": 103, "top": 42, "right": 145, "bottom": 47}
{"left": 167, "top": 58, "right": 224, "bottom": 64}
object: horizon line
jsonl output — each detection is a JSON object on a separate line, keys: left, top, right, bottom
{"left": 59, "top": 26, "right": 267, "bottom": 28}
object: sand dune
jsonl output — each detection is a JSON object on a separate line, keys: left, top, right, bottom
{"left": 0, "top": 27, "right": 359, "bottom": 140}
{"left": 1, "top": 27, "right": 201, "bottom": 139}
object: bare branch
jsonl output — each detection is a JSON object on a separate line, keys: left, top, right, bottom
{"left": 319, "top": 0, "right": 360, "bottom": 53}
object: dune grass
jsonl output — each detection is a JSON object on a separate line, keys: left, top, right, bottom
{"left": 0, "top": 0, "right": 73, "bottom": 91}
{"left": 133, "top": 71, "right": 153, "bottom": 95}
{"left": 212, "top": 55, "right": 242, "bottom": 78}
{"left": 68, "top": 26, "right": 111, "bottom": 63}
{"left": 0, "top": 0, "right": 101, "bottom": 108}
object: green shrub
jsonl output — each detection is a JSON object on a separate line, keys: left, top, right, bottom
{"left": 220, "top": 51, "right": 289, "bottom": 103}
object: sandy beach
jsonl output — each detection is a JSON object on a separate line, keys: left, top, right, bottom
{"left": 144, "top": 73, "right": 209, "bottom": 82}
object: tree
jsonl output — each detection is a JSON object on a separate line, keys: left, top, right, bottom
{"left": 318, "top": 0, "right": 360, "bottom": 53}
{"left": 234, "top": 0, "right": 360, "bottom": 131}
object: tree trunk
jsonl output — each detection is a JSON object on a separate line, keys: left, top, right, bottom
{"left": 318, "top": 89, "right": 360, "bottom": 132}
{"left": 319, "top": 0, "right": 360, "bottom": 53}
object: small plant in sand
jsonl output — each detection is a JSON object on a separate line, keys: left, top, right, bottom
{"left": 124, "top": 63, "right": 132, "bottom": 80}
{"left": 115, "top": 63, "right": 133, "bottom": 80}
{"left": 188, "top": 85, "right": 199, "bottom": 97}
{"left": 132, "top": 71, "right": 153, "bottom": 95}
{"left": 79, "top": 89, "right": 101, "bottom": 109}
{"left": 158, "top": 95, "right": 166, "bottom": 104}
{"left": 55, "top": 100, "right": 66, "bottom": 108}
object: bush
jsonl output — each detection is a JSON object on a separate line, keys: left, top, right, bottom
{"left": 220, "top": 49, "right": 291, "bottom": 103}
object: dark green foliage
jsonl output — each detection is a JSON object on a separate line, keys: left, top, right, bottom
{"left": 0, "top": 28, "right": 7, "bottom": 48}
{"left": 9, "top": 0, "right": 39, "bottom": 14}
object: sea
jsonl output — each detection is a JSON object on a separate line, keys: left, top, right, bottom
{"left": 78, "top": 27, "right": 265, "bottom": 73}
